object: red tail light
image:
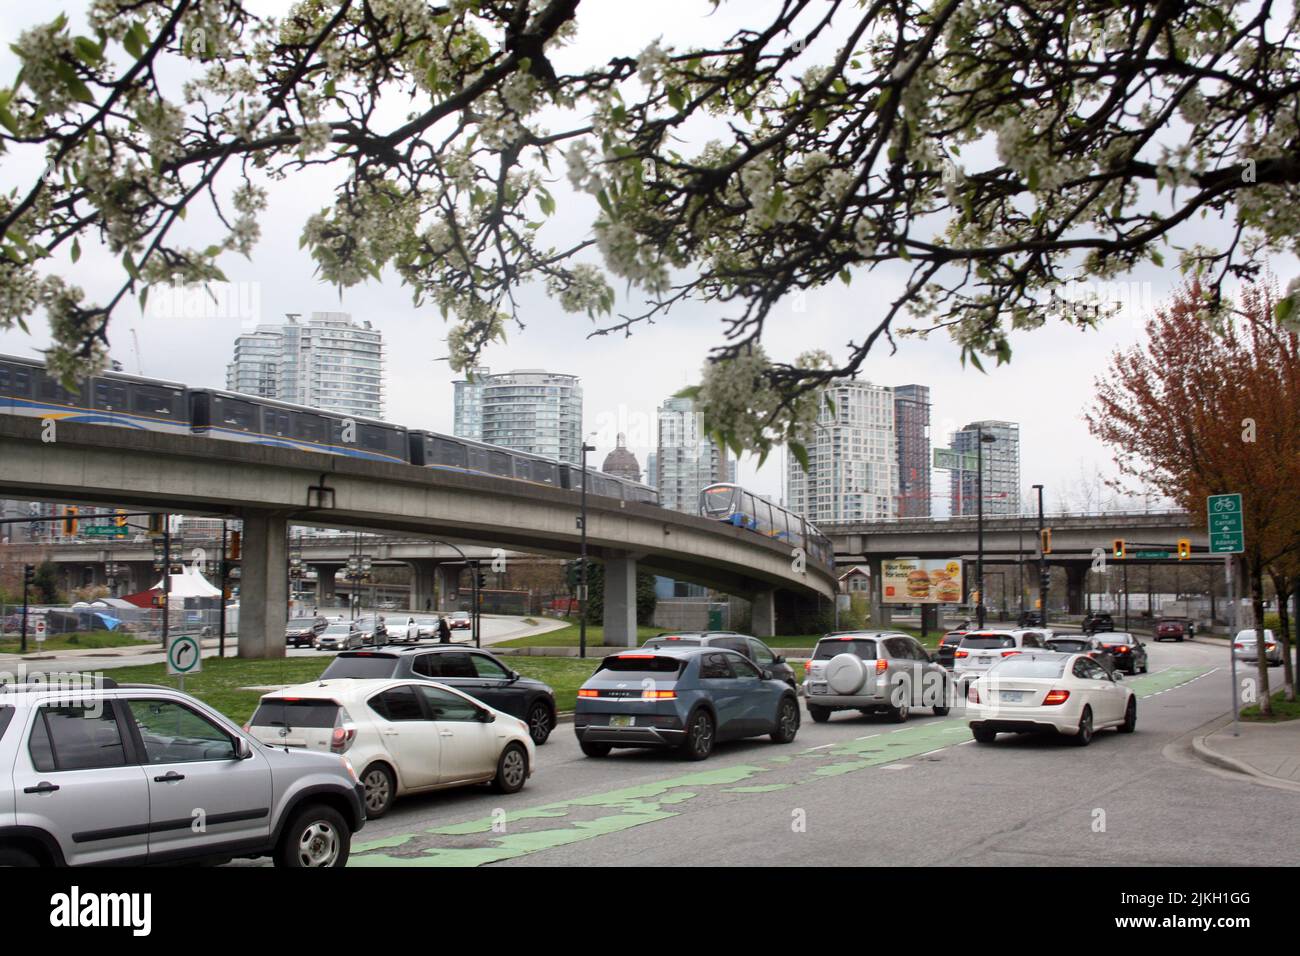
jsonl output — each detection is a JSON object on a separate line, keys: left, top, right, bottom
{"left": 330, "top": 724, "right": 356, "bottom": 753}
{"left": 966, "top": 683, "right": 979, "bottom": 703}
{"left": 642, "top": 689, "right": 677, "bottom": 699}
{"left": 1042, "top": 690, "right": 1070, "bottom": 705}
{"left": 1234, "top": 643, "right": 1243, "bottom": 650}
{"left": 875, "top": 659, "right": 889, "bottom": 673}
{"left": 1000, "top": 650, "right": 1021, "bottom": 657}
{"left": 577, "top": 689, "right": 599, "bottom": 698}
{"left": 955, "top": 650, "right": 969, "bottom": 659}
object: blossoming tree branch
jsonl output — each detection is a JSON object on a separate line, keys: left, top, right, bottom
{"left": 2, "top": 0, "right": 1299, "bottom": 457}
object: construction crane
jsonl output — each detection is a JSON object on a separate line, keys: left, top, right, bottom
{"left": 130, "top": 328, "right": 143, "bottom": 375}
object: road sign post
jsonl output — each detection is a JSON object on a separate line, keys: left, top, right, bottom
{"left": 1207, "top": 493, "right": 1244, "bottom": 554}
{"left": 166, "top": 633, "right": 202, "bottom": 692}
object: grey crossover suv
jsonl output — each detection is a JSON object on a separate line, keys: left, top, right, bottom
{"left": 574, "top": 646, "right": 800, "bottom": 760}
{"left": 803, "top": 631, "right": 952, "bottom": 723}
{"left": 0, "top": 678, "right": 365, "bottom": 867}
{"left": 641, "top": 632, "right": 798, "bottom": 688}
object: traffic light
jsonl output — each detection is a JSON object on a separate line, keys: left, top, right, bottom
{"left": 1112, "top": 539, "right": 1126, "bottom": 560}
{"left": 62, "top": 506, "right": 78, "bottom": 536}
{"left": 477, "top": 571, "right": 488, "bottom": 589}
{"left": 23, "top": 564, "right": 35, "bottom": 586}
{"left": 1177, "top": 538, "right": 1192, "bottom": 560}
{"left": 148, "top": 513, "right": 165, "bottom": 536}
{"left": 114, "top": 509, "right": 127, "bottom": 528}
{"left": 1040, "top": 528, "right": 1052, "bottom": 554}
{"left": 229, "top": 530, "right": 241, "bottom": 560}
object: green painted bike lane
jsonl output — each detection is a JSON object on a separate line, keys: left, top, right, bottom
{"left": 349, "top": 665, "right": 1213, "bottom": 867}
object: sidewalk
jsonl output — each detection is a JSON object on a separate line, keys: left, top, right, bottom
{"left": 1193, "top": 717, "right": 1300, "bottom": 792}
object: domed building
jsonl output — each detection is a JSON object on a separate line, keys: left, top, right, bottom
{"left": 601, "top": 433, "right": 642, "bottom": 483}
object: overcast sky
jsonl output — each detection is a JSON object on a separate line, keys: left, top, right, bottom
{"left": 2, "top": 1, "right": 1291, "bottom": 517}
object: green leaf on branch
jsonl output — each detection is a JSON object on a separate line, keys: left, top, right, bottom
{"left": 789, "top": 440, "right": 810, "bottom": 473}
{"left": 673, "top": 385, "right": 701, "bottom": 400}
{"left": 1276, "top": 297, "right": 1295, "bottom": 323}
{"left": 70, "top": 238, "right": 80, "bottom": 263}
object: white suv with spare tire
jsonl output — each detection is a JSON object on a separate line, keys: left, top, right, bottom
{"left": 802, "top": 632, "right": 951, "bottom": 723}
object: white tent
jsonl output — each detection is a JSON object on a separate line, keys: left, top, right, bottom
{"left": 151, "top": 565, "right": 222, "bottom": 599}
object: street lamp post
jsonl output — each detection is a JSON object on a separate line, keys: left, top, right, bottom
{"left": 578, "top": 441, "right": 596, "bottom": 659}
{"left": 975, "top": 428, "right": 997, "bottom": 629}
{"left": 1033, "top": 484, "right": 1046, "bottom": 626}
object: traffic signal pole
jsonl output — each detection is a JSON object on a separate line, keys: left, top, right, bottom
{"left": 20, "top": 564, "right": 32, "bottom": 655}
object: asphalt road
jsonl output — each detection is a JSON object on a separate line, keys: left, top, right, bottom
{"left": 332, "top": 637, "right": 1298, "bottom": 867}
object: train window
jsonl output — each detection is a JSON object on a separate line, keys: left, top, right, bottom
{"left": 293, "top": 413, "right": 326, "bottom": 443}
{"left": 132, "top": 386, "right": 179, "bottom": 419}
{"left": 701, "top": 486, "right": 735, "bottom": 516}
{"left": 532, "top": 461, "right": 558, "bottom": 485}
{"left": 485, "top": 450, "right": 511, "bottom": 476}
{"left": 432, "top": 437, "right": 467, "bottom": 468}
{"left": 466, "top": 446, "right": 487, "bottom": 473}
{"left": 217, "top": 397, "right": 257, "bottom": 431}
{"left": 358, "top": 425, "right": 391, "bottom": 451}
{"left": 39, "top": 376, "right": 81, "bottom": 404}
{"left": 11, "top": 367, "right": 31, "bottom": 395}
{"left": 93, "top": 382, "right": 128, "bottom": 409}
{"left": 0, "top": 366, "right": 8, "bottom": 389}
{"left": 513, "top": 457, "right": 531, "bottom": 480}
{"left": 265, "top": 410, "right": 290, "bottom": 435}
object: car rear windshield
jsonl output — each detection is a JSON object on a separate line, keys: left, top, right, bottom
{"left": 960, "top": 634, "right": 1016, "bottom": 649}
{"left": 941, "top": 633, "right": 964, "bottom": 645}
{"left": 250, "top": 699, "right": 340, "bottom": 729}
{"left": 596, "top": 656, "right": 685, "bottom": 677}
{"left": 320, "top": 654, "right": 398, "bottom": 679}
{"left": 814, "top": 639, "right": 878, "bottom": 660}
{"left": 322, "top": 624, "right": 352, "bottom": 634}
{"left": 1046, "top": 640, "right": 1088, "bottom": 652}
{"left": 989, "top": 658, "right": 1067, "bottom": 679}
{"left": 1099, "top": 636, "right": 1133, "bottom": 646}
{"left": 287, "top": 618, "right": 317, "bottom": 627}
{"left": 644, "top": 637, "right": 701, "bottom": 647}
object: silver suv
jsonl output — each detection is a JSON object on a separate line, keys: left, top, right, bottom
{"left": 0, "top": 678, "right": 365, "bottom": 867}
{"left": 803, "top": 632, "right": 951, "bottom": 723}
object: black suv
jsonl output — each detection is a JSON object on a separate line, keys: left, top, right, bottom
{"left": 1082, "top": 611, "right": 1114, "bottom": 635}
{"left": 641, "top": 632, "right": 798, "bottom": 688}
{"left": 934, "top": 629, "right": 966, "bottom": 669}
{"left": 320, "top": 647, "right": 557, "bottom": 744}
{"left": 285, "top": 615, "right": 328, "bottom": 648}
{"left": 1017, "top": 610, "right": 1045, "bottom": 628}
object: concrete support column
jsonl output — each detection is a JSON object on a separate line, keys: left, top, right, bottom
{"left": 751, "top": 590, "right": 776, "bottom": 639}
{"left": 408, "top": 560, "right": 437, "bottom": 614}
{"left": 602, "top": 553, "right": 638, "bottom": 647}
{"left": 238, "top": 512, "right": 288, "bottom": 658}
{"left": 437, "top": 564, "right": 461, "bottom": 611}
{"left": 312, "top": 564, "right": 338, "bottom": 606}
{"left": 1065, "top": 563, "right": 1087, "bottom": 615}
{"left": 867, "top": 556, "right": 892, "bottom": 626}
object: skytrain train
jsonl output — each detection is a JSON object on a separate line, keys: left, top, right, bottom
{"left": 699, "top": 482, "right": 833, "bottom": 566}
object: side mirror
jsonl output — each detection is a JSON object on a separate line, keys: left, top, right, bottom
{"left": 772, "top": 656, "right": 785, "bottom": 665}
{"left": 761, "top": 669, "right": 774, "bottom": 681}
{"left": 508, "top": 671, "right": 520, "bottom": 682}
{"left": 234, "top": 736, "right": 254, "bottom": 759}
{"left": 479, "top": 709, "right": 496, "bottom": 723}
{"left": 1113, "top": 672, "right": 1124, "bottom": 681}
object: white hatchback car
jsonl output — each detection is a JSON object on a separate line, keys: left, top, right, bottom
{"left": 966, "top": 651, "right": 1136, "bottom": 746}
{"left": 247, "top": 678, "right": 535, "bottom": 818}
{"left": 952, "top": 628, "right": 1053, "bottom": 688}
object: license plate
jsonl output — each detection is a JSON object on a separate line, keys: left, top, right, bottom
{"left": 808, "top": 683, "right": 826, "bottom": 695}
{"left": 609, "top": 714, "right": 634, "bottom": 728}
{"left": 999, "top": 691, "right": 1025, "bottom": 702}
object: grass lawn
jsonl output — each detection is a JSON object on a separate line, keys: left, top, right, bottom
{"left": 494, "top": 620, "right": 664, "bottom": 648}
{"left": 0, "top": 631, "right": 151, "bottom": 654}
{"left": 1241, "top": 690, "right": 1300, "bottom": 722}
{"left": 70, "top": 654, "right": 605, "bottom": 725}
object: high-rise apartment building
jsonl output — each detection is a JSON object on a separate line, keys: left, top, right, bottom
{"left": 950, "top": 421, "right": 1021, "bottom": 516}
{"left": 787, "top": 380, "right": 899, "bottom": 524}
{"left": 893, "top": 384, "right": 932, "bottom": 518}
{"left": 479, "top": 370, "right": 583, "bottom": 464}
{"left": 655, "top": 396, "right": 728, "bottom": 513}
{"left": 452, "top": 366, "right": 491, "bottom": 442}
{"left": 226, "top": 312, "right": 384, "bottom": 419}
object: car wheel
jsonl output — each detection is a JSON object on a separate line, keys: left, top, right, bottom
{"left": 888, "top": 690, "right": 910, "bottom": 724}
{"left": 681, "top": 709, "right": 715, "bottom": 761}
{"left": 527, "top": 701, "right": 553, "bottom": 745}
{"left": 1071, "top": 707, "right": 1094, "bottom": 747}
{"left": 972, "top": 726, "right": 997, "bottom": 744}
{"left": 491, "top": 742, "right": 529, "bottom": 794}
{"left": 1140, "top": 658, "right": 1148, "bottom": 674}
{"left": 808, "top": 704, "right": 831, "bottom": 723}
{"left": 0, "top": 847, "right": 39, "bottom": 866}
{"left": 1118, "top": 697, "right": 1137, "bottom": 733}
{"left": 579, "top": 741, "right": 612, "bottom": 758}
{"left": 361, "top": 763, "right": 396, "bottom": 819}
{"left": 771, "top": 696, "right": 800, "bottom": 743}
{"left": 274, "top": 804, "right": 351, "bottom": 868}
{"left": 933, "top": 679, "right": 951, "bottom": 716}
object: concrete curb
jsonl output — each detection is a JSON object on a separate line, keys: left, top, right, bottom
{"left": 1190, "top": 720, "right": 1300, "bottom": 794}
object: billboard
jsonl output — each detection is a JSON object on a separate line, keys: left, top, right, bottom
{"left": 881, "top": 558, "right": 964, "bottom": 605}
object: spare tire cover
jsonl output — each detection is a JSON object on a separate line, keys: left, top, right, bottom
{"left": 825, "top": 653, "right": 867, "bottom": 695}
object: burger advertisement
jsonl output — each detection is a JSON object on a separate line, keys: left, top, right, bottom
{"left": 882, "top": 559, "right": 964, "bottom": 605}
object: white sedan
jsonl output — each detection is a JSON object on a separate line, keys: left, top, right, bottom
{"left": 246, "top": 678, "right": 535, "bottom": 818}
{"left": 966, "top": 652, "right": 1136, "bottom": 746}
